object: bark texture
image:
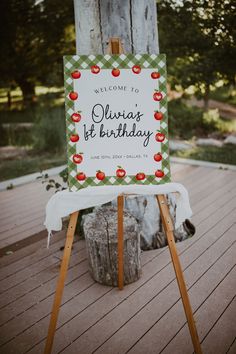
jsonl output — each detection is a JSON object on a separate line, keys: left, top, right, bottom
{"left": 74, "top": 0, "right": 159, "bottom": 54}
{"left": 83, "top": 206, "right": 141, "bottom": 286}
{"left": 113, "top": 195, "right": 195, "bottom": 250}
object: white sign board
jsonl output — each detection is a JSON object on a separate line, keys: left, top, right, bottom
{"left": 64, "top": 54, "right": 170, "bottom": 191}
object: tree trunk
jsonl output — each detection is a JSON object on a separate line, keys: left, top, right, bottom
{"left": 18, "top": 79, "right": 36, "bottom": 105}
{"left": 203, "top": 83, "right": 210, "bottom": 111}
{"left": 74, "top": 0, "right": 159, "bottom": 54}
{"left": 83, "top": 206, "right": 141, "bottom": 286}
{"left": 73, "top": 0, "right": 191, "bottom": 249}
{"left": 7, "top": 90, "right": 11, "bottom": 109}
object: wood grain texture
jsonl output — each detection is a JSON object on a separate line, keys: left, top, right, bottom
{"left": 157, "top": 195, "right": 202, "bottom": 354}
{"left": 131, "top": 0, "right": 159, "bottom": 53}
{"left": 100, "top": 0, "right": 132, "bottom": 53}
{"left": 0, "top": 172, "right": 235, "bottom": 353}
{"left": 83, "top": 206, "right": 141, "bottom": 287}
{"left": 44, "top": 211, "right": 79, "bottom": 354}
{"left": 74, "top": 0, "right": 102, "bottom": 54}
{"left": 73, "top": 0, "right": 159, "bottom": 54}
{"left": 0, "top": 166, "right": 235, "bottom": 353}
{"left": 117, "top": 195, "right": 124, "bottom": 289}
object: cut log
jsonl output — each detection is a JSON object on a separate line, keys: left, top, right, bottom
{"left": 83, "top": 206, "right": 141, "bottom": 286}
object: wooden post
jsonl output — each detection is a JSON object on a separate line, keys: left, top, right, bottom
{"left": 156, "top": 195, "right": 202, "bottom": 354}
{"left": 44, "top": 211, "right": 79, "bottom": 354}
{"left": 117, "top": 195, "right": 124, "bottom": 290}
{"left": 107, "top": 37, "right": 125, "bottom": 290}
{"left": 74, "top": 0, "right": 159, "bottom": 54}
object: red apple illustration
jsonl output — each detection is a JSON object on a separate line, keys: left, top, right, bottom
{"left": 151, "top": 71, "right": 161, "bottom": 79}
{"left": 76, "top": 172, "right": 86, "bottom": 181}
{"left": 155, "top": 170, "right": 164, "bottom": 178}
{"left": 155, "top": 132, "right": 165, "bottom": 142}
{"left": 153, "top": 91, "right": 163, "bottom": 101}
{"left": 73, "top": 153, "right": 83, "bottom": 164}
{"left": 154, "top": 153, "right": 162, "bottom": 162}
{"left": 69, "top": 91, "right": 78, "bottom": 100}
{"left": 132, "top": 65, "right": 141, "bottom": 74}
{"left": 154, "top": 111, "right": 163, "bottom": 120}
{"left": 96, "top": 170, "right": 105, "bottom": 180}
{"left": 71, "top": 112, "right": 81, "bottom": 123}
{"left": 91, "top": 65, "right": 100, "bottom": 74}
{"left": 70, "top": 134, "right": 79, "bottom": 143}
{"left": 71, "top": 70, "right": 81, "bottom": 79}
{"left": 136, "top": 172, "right": 146, "bottom": 181}
{"left": 116, "top": 166, "right": 126, "bottom": 178}
{"left": 112, "top": 68, "right": 120, "bottom": 77}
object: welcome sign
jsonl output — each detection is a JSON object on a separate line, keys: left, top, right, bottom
{"left": 64, "top": 54, "right": 170, "bottom": 191}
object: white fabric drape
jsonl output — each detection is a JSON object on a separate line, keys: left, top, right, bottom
{"left": 44, "top": 182, "right": 192, "bottom": 247}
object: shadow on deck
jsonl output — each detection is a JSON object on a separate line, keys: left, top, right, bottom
{"left": 0, "top": 162, "right": 235, "bottom": 353}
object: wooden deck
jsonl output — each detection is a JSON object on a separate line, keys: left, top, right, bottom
{"left": 0, "top": 175, "right": 62, "bottom": 253}
{"left": 0, "top": 162, "right": 236, "bottom": 354}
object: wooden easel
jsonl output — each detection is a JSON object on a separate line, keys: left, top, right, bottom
{"left": 44, "top": 38, "right": 202, "bottom": 354}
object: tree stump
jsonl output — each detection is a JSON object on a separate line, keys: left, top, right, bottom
{"left": 83, "top": 206, "right": 141, "bottom": 287}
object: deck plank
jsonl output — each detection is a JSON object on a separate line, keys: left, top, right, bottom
{"left": 50, "top": 225, "right": 236, "bottom": 354}
{"left": 125, "top": 227, "right": 236, "bottom": 354}
{"left": 227, "top": 338, "right": 236, "bottom": 354}
{"left": 9, "top": 204, "right": 235, "bottom": 354}
{"left": 0, "top": 244, "right": 86, "bottom": 309}
{"left": 0, "top": 163, "right": 235, "bottom": 354}
{"left": 153, "top": 265, "right": 236, "bottom": 354}
{"left": 202, "top": 296, "right": 236, "bottom": 354}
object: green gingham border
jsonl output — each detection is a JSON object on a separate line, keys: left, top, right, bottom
{"left": 63, "top": 54, "right": 171, "bottom": 191}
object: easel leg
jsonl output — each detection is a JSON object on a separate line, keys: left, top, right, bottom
{"left": 108, "top": 38, "right": 124, "bottom": 291}
{"left": 117, "top": 195, "right": 124, "bottom": 290}
{"left": 44, "top": 211, "right": 79, "bottom": 354}
{"left": 156, "top": 195, "right": 202, "bottom": 354}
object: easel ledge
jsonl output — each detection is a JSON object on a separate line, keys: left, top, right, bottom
{"left": 44, "top": 37, "right": 202, "bottom": 354}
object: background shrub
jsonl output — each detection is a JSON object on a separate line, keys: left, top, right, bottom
{"left": 33, "top": 106, "right": 66, "bottom": 153}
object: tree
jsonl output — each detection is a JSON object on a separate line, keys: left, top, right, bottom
{"left": 0, "top": 0, "right": 75, "bottom": 104}
{"left": 157, "top": 0, "right": 236, "bottom": 109}
{"left": 0, "top": 0, "right": 40, "bottom": 102}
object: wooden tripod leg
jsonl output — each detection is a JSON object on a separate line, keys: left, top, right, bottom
{"left": 117, "top": 195, "right": 124, "bottom": 290}
{"left": 107, "top": 38, "right": 124, "bottom": 291}
{"left": 44, "top": 211, "right": 79, "bottom": 354}
{"left": 156, "top": 195, "right": 202, "bottom": 354}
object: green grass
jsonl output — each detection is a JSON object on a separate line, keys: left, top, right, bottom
{"left": 209, "top": 85, "right": 236, "bottom": 106}
{"left": 0, "top": 86, "right": 64, "bottom": 125}
{"left": 0, "top": 154, "right": 66, "bottom": 182}
{"left": 168, "top": 98, "right": 235, "bottom": 140}
{"left": 0, "top": 86, "right": 64, "bottom": 103}
{"left": 171, "top": 144, "right": 236, "bottom": 166}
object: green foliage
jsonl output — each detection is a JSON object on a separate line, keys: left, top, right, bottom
{"left": 59, "top": 167, "right": 69, "bottom": 183}
{"left": 33, "top": 106, "right": 66, "bottom": 153}
{"left": 168, "top": 99, "right": 235, "bottom": 139}
{"left": 0, "top": 124, "right": 9, "bottom": 146}
{"left": 168, "top": 99, "right": 209, "bottom": 138}
{"left": 0, "top": 154, "right": 66, "bottom": 182}
{"left": 171, "top": 144, "right": 236, "bottom": 166}
{"left": 202, "top": 109, "right": 220, "bottom": 130}
{"left": 209, "top": 85, "right": 236, "bottom": 106}
{"left": 0, "top": 108, "right": 38, "bottom": 124}
{"left": 37, "top": 172, "right": 67, "bottom": 192}
{"left": 0, "top": 0, "right": 75, "bottom": 102}
{"left": 158, "top": 0, "right": 236, "bottom": 103}
{"left": 0, "top": 124, "right": 33, "bottom": 146}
